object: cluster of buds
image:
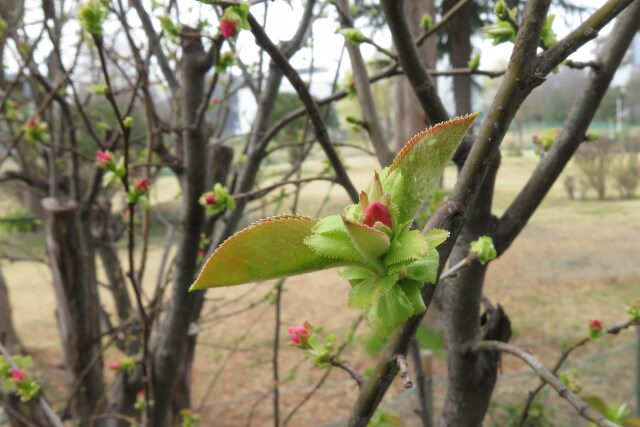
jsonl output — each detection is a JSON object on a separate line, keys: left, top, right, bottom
{"left": 588, "top": 319, "right": 605, "bottom": 340}
{"left": 109, "top": 356, "right": 137, "bottom": 374}
{"left": 199, "top": 183, "right": 235, "bottom": 216}
{"left": 134, "top": 389, "right": 153, "bottom": 410}
{"left": 288, "top": 322, "right": 337, "bottom": 368}
{"left": 97, "top": 150, "right": 126, "bottom": 187}
{"left": 126, "top": 178, "right": 150, "bottom": 211}
{"left": 0, "top": 355, "right": 40, "bottom": 402}
{"left": 218, "top": 3, "right": 249, "bottom": 39}
{"left": 23, "top": 118, "right": 51, "bottom": 143}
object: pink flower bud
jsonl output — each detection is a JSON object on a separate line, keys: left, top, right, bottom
{"left": 205, "top": 194, "right": 216, "bottom": 205}
{"left": 136, "top": 178, "right": 148, "bottom": 192}
{"left": 362, "top": 201, "right": 392, "bottom": 228}
{"left": 210, "top": 97, "right": 218, "bottom": 105}
{"left": 220, "top": 19, "right": 238, "bottom": 38}
{"left": 137, "top": 390, "right": 145, "bottom": 398}
{"left": 590, "top": 319, "right": 602, "bottom": 330}
{"left": 96, "top": 150, "right": 113, "bottom": 166}
{"left": 11, "top": 368, "right": 24, "bottom": 382}
{"left": 288, "top": 325, "right": 308, "bottom": 344}
{"left": 109, "top": 361, "right": 121, "bottom": 370}
{"left": 27, "top": 119, "right": 37, "bottom": 128}
{"left": 197, "top": 251, "right": 205, "bottom": 258}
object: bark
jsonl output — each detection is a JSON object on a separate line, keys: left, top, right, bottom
{"left": 438, "top": 159, "right": 511, "bottom": 426}
{"left": 151, "top": 27, "right": 212, "bottom": 426}
{"left": 336, "top": 0, "right": 394, "bottom": 166}
{"left": 41, "top": 197, "right": 104, "bottom": 426}
{"left": 442, "top": 0, "right": 474, "bottom": 115}
{"left": 0, "top": 265, "right": 21, "bottom": 352}
{"left": 395, "top": 0, "right": 437, "bottom": 152}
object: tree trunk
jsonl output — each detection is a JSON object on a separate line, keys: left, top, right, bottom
{"left": 442, "top": 0, "right": 474, "bottom": 116}
{"left": 0, "top": 265, "right": 21, "bottom": 352}
{"left": 41, "top": 197, "right": 104, "bottom": 426}
{"left": 151, "top": 28, "right": 211, "bottom": 426}
{"left": 438, "top": 158, "right": 511, "bottom": 426}
{"left": 395, "top": 0, "right": 438, "bottom": 152}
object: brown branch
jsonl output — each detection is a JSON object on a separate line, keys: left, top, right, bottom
{"left": 416, "top": 0, "right": 473, "bottom": 46}
{"left": 234, "top": 176, "right": 337, "bottom": 201}
{"left": 535, "top": 0, "right": 635, "bottom": 76}
{"left": 330, "top": 356, "right": 366, "bottom": 389}
{"left": 517, "top": 319, "right": 636, "bottom": 426}
{"left": 247, "top": 13, "right": 358, "bottom": 202}
{"left": 474, "top": 340, "right": 620, "bottom": 427}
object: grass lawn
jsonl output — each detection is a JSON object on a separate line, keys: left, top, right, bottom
{"left": 1, "top": 150, "right": 639, "bottom": 426}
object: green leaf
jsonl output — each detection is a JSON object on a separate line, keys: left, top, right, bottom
{"left": 581, "top": 395, "right": 608, "bottom": 416}
{"left": 622, "top": 419, "right": 640, "bottom": 427}
{"left": 348, "top": 273, "right": 398, "bottom": 309}
{"left": 404, "top": 249, "right": 439, "bottom": 283}
{"left": 311, "top": 214, "right": 345, "bottom": 234}
{"left": 398, "top": 279, "right": 426, "bottom": 314}
{"left": 304, "top": 231, "right": 365, "bottom": 263}
{"left": 364, "top": 285, "right": 413, "bottom": 338}
{"left": 423, "top": 229, "right": 449, "bottom": 249}
{"left": 384, "top": 230, "right": 428, "bottom": 267}
{"left": 338, "top": 266, "right": 373, "bottom": 282}
{"left": 191, "top": 215, "right": 342, "bottom": 289}
{"left": 388, "top": 113, "right": 478, "bottom": 224}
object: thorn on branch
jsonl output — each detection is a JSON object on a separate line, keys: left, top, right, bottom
{"left": 393, "top": 354, "right": 413, "bottom": 389}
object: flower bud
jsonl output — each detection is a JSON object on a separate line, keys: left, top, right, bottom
{"left": 109, "top": 361, "right": 121, "bottom": 370}
{"left": 220, "top": 19, "right": 238, "bottom": 38}
{"left": 136, "top": 178, "right": 148, "bottom": 192}
{"left": 11, "top": 368, "right": 24, "bottom": 382}
{"left": 288, "top": 325, "right": 307, "bottom": 344}
{"left": 362, "top": 201, "right": 392, "bottom": 228}
{"left": 205, "top": 194, "right": 216, "bottom": 205}
{"left": 589, "top": 319, "right": 602, "bottom": 330}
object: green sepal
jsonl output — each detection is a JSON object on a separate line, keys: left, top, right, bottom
{"left": 424, "top": 229, "right": 450, "bottom": 249}
{"left": 348, "top": 273, "right": 398, "bottom": 309}
{"left": 389, "top": 113, "right": 478, "bottom": 225}
{"left": 342, "top": 217, "right": 390, "bottom": 258}
{"left": 404, "top": 249, "right": 439, "bottom": 283}
{"left": 364, "top": 286, "right": 413, "bottom": 338}
{"left": 384, "top": 230, "right": 429, "bottom": 267}
{"left": 380, "top": 168, "right": 404, "bottom": 227}
{"left": 338, "top": 266, "right": 373, "bottom": 283}
{"left": 191, "top": 215, "right": 341, "bottom": 289}
{"left": 398, "top": 279, "right": 427, "bottom": 314}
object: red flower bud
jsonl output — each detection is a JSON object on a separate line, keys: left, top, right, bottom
{"left": 11, "top": 102, "right": 19, "bottom": 109}
{"left": 589, "top": 319, "right": 602, "bottom": 330}
{"left": 288, "top": 325, "right": 308, "bottom": 344}
{"left": 27, "top": 119, "right": 37, "bottom": 128}
{"left": 109, "top": 361, "right": 121, "bottom": 370}
{"left": 197, "top": 251, "right": 205, "bottom": 258}
{"left": 137, "top": 390, "right": 145, "bottom": 398}
{"left": 11, "top": 368, "right": 24, "bottom": 382}
{"left": 136, "top": 178, "right": 148, "bottom": 192}
{"left": 205, "top": 194, "right": 216, "bottom": 205}
{"left": 96, "top": 150, "right": 113, "bottom": 166}
{"left": 362, "top": 201, "right": 392, "bottom": 228}
{"left": 349, "top": 81, "right": 355, "bottom": 88}
{"left": 220, "top": 19, "right": 238, "bottom": 38}
{"left": 210, "top": 97, "right": 218, "bottom": 105}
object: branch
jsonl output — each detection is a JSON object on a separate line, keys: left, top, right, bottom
{"left": 416, "top": 0, "right": 472, "bottom": 46}
{"left": 0, "top": 342, "right": 64, "bottom": 427}
{"left": 335, "top": 0, "right": 394, "bottom": 166}
{"left": 247, "top": 13, "right": 358, "bottom": 202}
{"left": 496, "top": 0, "right": 640, "bottom": 254}
{"left": 535, "top": 0, "right": 635, "bottom": 76}
{"left": 234, "top": 176, "right": 337, "bottom": 201}
{"left": 381, "top": 0, "right": 449, "bottom": 125}
{"left": 330, "top": 356, "right": 366, "bottom": 389}
{"left": 474, "top": 340, "right": 620, "bottom": 427}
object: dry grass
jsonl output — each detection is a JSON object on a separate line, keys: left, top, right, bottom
{"left": 2, "top": 152, "right": 639, "bottom": 426}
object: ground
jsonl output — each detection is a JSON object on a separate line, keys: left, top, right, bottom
{"left": 1, "top": 150, "right": 639, "bottom": 426}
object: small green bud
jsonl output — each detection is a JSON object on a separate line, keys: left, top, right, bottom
{"left": 339, "top": 28, "right": 366, "bottom": 45}
{"left": 78, "top": 0, "right": 107, "bottom": 37}
{"left": 420, "top": 14, "right": 432, "bottom": 31}
{"left": 494, "top": 0, "right": 507, "bottom": 17}
{"left": 468, "top": 52, "right": 481, "bottom": 70}
{"left": 470, "top": 236, "right": 497, "bottom": 265}
{"left": 123, "top": 116, "right": 133, "bottom": 128}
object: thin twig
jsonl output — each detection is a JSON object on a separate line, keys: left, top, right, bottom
{"left": 393, "top": 354, "right": 413, "bottom": 389}
{"left": 416, "top": 0, "right": 473, "bottom": 46}
{"left": 475, "top": 340, "right": 620, "bottom": 427}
